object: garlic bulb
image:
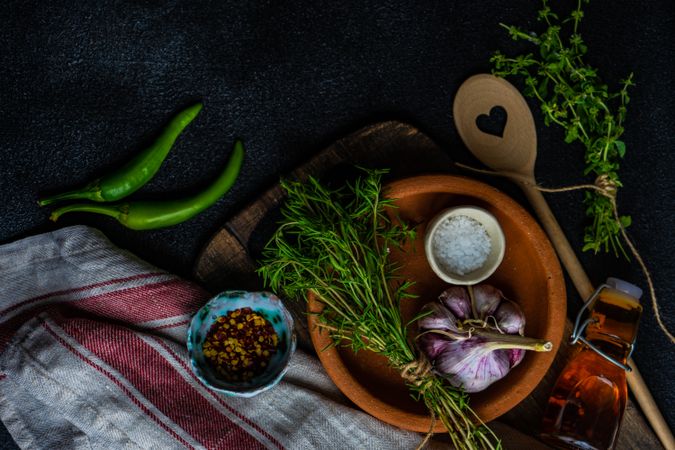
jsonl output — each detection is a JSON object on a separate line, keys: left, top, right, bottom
{"left": 417, "top": 284, "right": 552, "bottom": 393}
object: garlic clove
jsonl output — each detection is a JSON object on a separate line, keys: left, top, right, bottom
{"left": 508, "top": 348, "right": 526, "bottom": 368}
{"left": 471, "top": 284, "right": 503, "bottom": 319}
{"left": 418, "top": 333, "right": 453, "bottom": 360}
{"left": 439, "top": 286, "right": 471, "bottom": 319}
{"left": 418, "top": 302, "right": 460, "bottom": 332}
{"left": 494, "top": 300, "right": 526, "bottom": 335}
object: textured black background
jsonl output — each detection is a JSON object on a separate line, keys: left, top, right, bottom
{"left": 1, "top": 0, "right": 673, "bottom": 448}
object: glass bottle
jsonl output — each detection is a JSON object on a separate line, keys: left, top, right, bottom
{"left": 540, "top": 277, "right": 643, "bottom": 450}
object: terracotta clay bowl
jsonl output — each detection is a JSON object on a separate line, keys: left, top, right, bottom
{"left": 307, "top": 174, "right": 565, "bottom": 432}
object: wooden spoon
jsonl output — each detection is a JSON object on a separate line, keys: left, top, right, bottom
{"left": 453, "top": 73, "right": 674, "bottom": 450}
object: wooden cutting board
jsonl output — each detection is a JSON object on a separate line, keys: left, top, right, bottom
{"left": 193, "top": 121, "right": 660, "bottom": 449}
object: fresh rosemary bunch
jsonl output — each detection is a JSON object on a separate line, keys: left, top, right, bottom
{"left": 491, "top": 0, "right": 633, "bottom": 257}
{"left": 257, "top": 168, "right": 500, "bottom": 450}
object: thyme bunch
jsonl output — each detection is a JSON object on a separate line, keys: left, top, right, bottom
{"left": 491, "top": 0, "right": 633, "bottom": 256}
{"left": 258, "top": 168, "right": 500, "bottom": 449}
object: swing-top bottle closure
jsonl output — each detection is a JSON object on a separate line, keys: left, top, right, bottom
{"left": 570, "top": 277, "right": 643, "bottom": 371}
{"left": 541, "top": 277, "right": 643, "bottom": 450}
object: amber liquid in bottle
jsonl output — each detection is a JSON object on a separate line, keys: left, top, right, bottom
{"left": 540, "top": 286, "right": 642, "bottom": 450}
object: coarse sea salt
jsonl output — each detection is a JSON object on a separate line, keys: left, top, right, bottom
{"left": 432, "top": 215, "right": 491, "bottom": 276}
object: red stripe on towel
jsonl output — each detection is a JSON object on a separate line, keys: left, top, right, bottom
{"left": 0, "top": 280, "right": 208, "bottom": 350}
{"left": 71, "top": 280, "right": 209, "bottom": 324}
{"left": 0, "top": 272, "right": 166, "bottom": 317}
{"left": 60, "top": 318, "right": 265, "bottom": 450}
{"left": 42, "top": 321, "right": 196, "bottom": 449}
{"left": 153, "top": 338, "right": 285, "bottom": 450}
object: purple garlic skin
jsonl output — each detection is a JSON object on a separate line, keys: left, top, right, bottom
{"left": 418, "top": 302, "right": 459, "bottom": 332}
{"left": 439, "top": 286, "right": 471, "bottom": 319}
{"left": 472, "top": 284, "right": 502, "bottom": 319}
{"left": 436, "top": 337, "right": 512, "bottom": 393}
{"left": 494, "top": 299, "right": 526, "bottom": 335}
{"left": 417, "top": 284, "right": 533, "bottom": 393}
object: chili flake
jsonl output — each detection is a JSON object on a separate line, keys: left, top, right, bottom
{"left": 202, "top": 307, "right": 279, "bottom": 382}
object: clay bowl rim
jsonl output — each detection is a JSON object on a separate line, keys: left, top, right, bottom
{"left": 307, "top": 174, "right": 566, "bottom": 433}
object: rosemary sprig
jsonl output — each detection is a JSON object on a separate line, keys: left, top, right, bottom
{"left": 490, "top": 0, "right": 633, "bottom": 257}
{"left": 257, "top": 168, "right": 500, "bottom": 450}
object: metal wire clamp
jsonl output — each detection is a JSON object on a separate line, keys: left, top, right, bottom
{"left": 570, "top": 283, "right": 635, "bottom": 372}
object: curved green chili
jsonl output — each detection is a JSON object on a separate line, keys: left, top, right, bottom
{"left": 38, "top": 102, "right": 203, "bottom": 206}
{"left": 49, "top": 140, "right": 245, "bottom": 230}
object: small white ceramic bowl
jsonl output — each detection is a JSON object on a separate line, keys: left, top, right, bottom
{"left": 424, "top": 206, "right": 505, "bottom": 285}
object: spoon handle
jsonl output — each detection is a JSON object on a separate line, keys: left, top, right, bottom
{"left": 518, "top": 181, "right": 675, "bottom": 450}
{"left": 519, "top": 183, "right": 594, "bottom": 298}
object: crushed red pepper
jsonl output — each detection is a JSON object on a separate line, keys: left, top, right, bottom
{"left": 203, "top": 307, "right": 278, "bottom": 382}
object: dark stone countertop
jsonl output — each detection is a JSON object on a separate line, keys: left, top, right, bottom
{"left": 1, "top": 1, "right": 673, "bottom": 448}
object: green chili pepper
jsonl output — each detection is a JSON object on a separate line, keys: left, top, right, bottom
{"left": 38, "top": 103, "right": 203, "bottom": 206}
{"left": 48, "top": 140, "right": 245, "bottom": 230}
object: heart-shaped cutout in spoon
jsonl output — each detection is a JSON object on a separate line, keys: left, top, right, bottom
{"left": 476, "top": 105, "right": 508, "bottom": 138}
{"left": 453, "top": 74, "right": 537, "bottom": 178}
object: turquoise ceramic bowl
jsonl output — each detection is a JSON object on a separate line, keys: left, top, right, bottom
{"left": 187, "top": 290, "right": 296, "bottom": 397}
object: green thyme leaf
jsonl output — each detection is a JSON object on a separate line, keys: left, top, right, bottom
{"left": 492, "top": 0, "right": 633, "bottom": 257}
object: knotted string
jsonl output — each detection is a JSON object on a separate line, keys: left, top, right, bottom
{"left": 400, "top": 355, "right": 433, "bottom": 385}
{"left": 455, "top": 162, "right": 674, "bottom": 344}
{"left": 318, "top": 324, "right": 440, "bottom": 448}
{"left": 399, "top": 356, "right": 437, "bottom": 450}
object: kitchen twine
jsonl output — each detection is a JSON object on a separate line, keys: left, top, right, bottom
{"left": 399, "top": 357, "right": 437, "bottom": 450}
{"left": 317, "top": 322, "right": 439, "bottom": 448}
{"left": 455, "top": 162, "right": 675, "bottom": 344}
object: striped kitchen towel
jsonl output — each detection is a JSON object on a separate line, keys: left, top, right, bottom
{"left": 0, "top": 226, "right": 548, "bottom": 449}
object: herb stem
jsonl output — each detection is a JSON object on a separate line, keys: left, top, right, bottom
{"left": 491, "top": 0, "right": 633, "bottom": 256}
{"left": 258, "top": 169, "right": 500, "bottom": 449}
